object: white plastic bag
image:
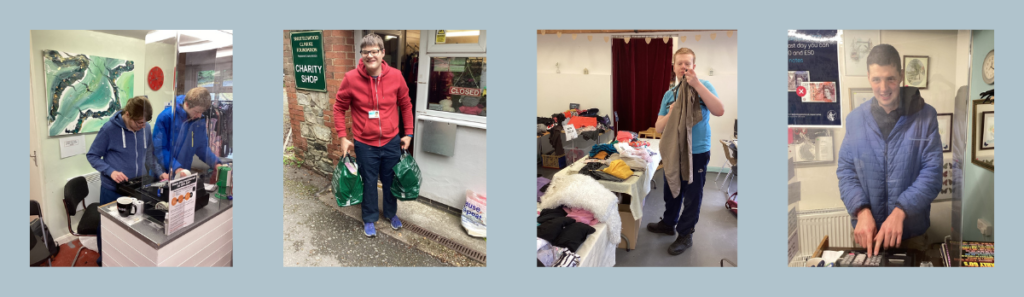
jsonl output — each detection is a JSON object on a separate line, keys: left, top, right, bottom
{"left": 461, "top": 190, "right": 487, "bottom": 238}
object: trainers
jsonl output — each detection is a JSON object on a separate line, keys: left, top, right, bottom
{"left": 363, "top": 222, "right": 377, "bottom": 237}
{"left": 389, "top": 216, "right": 403, "bottom": 230}
{"left": 668, "top": 229, "right": 694, "bottom": 255}
{"left": 646, "top": 218, "right": 676, "bottom": 236}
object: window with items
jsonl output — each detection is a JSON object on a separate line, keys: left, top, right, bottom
{"left": 427, "top": 56, "right": 486, "bottom": 117}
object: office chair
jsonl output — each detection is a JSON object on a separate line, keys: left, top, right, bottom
{"left": 63, "top": 176, "right": 100, "bottom": 267}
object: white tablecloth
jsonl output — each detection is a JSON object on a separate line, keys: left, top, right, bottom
{"left": 575, "top": 223, "right": 615, "bottom": 267}
{"left": 553, "top": 149, "right": 661, "bottom": 221}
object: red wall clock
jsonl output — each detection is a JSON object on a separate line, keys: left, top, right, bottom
{"left": 148, "top": 66, "right": 164, "bottom": 91}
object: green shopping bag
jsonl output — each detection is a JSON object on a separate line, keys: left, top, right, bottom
{"left": 333, "top": 153, "right": 363, "bottom": 207}
{"left": 391, "top": 150, "right": 422, "bottom": 201}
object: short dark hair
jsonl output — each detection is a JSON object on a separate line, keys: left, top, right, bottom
{"left": 360, "top": 34, "right": 384, "bottom": 51}
{"left": 866, "top": 44, "right": 902, "bottom": 74}
{"left": 123, "top": 96, "right": 153, "bottom": 122}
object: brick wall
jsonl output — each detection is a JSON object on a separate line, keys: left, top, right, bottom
{"left": 284, "top": 30, "right": 357, "bottom": 175}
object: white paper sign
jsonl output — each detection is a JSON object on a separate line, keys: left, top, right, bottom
{"left": 59, "top": 135, "right": 87, "bottom": 159}
{"left": 564, "top": 124, "right": 578, "bottom": 141}
{"left": 165, "top": 174, "right": 198, "bottom": 235}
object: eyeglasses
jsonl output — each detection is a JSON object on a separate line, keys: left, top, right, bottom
{"left": 360, "top": 49, "right": 381, "bottom": 56}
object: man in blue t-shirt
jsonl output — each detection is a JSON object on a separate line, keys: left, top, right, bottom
{"left": 648, "top": 48, "right": 726, "bottom": 256}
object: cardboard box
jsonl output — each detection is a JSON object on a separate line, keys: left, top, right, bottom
{"left": 542, "top": 153, "right": 567, "bottom": 169}
{"left": 617, "top": 202, "right": 640, "bottom": 250}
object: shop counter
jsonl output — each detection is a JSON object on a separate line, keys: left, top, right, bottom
{"left": 98, "top": 198, "right": 232, "bottom": 267}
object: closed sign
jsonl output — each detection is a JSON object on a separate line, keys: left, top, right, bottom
{"left": 449, "top": 86, "right": 482, "bottom": 97}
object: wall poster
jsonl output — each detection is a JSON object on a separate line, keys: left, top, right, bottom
{"left": 788, "top": 30, "right": 842, "bottom": 127}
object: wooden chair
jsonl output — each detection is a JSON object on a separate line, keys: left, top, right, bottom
{"left": 638, "top": 128, "right": 661, "bottom": 139}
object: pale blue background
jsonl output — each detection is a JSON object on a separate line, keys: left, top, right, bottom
{"left": 3, "top": 0, "right": 1018, "bottom": 296}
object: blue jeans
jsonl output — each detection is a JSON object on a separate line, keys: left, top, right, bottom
{"left": 354, "top": 136, "right": 402, "bottom": 223}
{"left": 662, "top": 151, "right": 710, "bottom": 233}
{"left": 97, "top": 186, "right": 121, "bottom": 261}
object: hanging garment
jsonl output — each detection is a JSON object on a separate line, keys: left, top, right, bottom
{"left": 660, "top": 81, "right": 703, "bottom": 198}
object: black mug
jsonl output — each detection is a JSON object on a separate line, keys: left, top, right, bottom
{"left": 116, "top": 197, "right": 137, "bottom": 217}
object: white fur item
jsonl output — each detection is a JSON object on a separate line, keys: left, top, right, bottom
{"left": 539, "top": 174, "right": 621, "bottom": 245}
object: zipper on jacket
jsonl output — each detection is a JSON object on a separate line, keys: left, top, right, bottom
{"left": 374, "top": 76, "right": 383, "bottom": 146}
{"left": 883, "top": 145, "right": 888, "bottom": 220}
{"left": 133, "top": 130, "right": 139, "bottom": 177}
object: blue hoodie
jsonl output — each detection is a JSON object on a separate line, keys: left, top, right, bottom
{"left": 153, "top": 95, "right": 219, "bottom": 173}
{"left": 87, "top": 110, "right": 164, "bottom": 191}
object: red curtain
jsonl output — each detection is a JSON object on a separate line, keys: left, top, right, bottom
{"left": 612, "top": 38, "right": 673, "bottom": 133}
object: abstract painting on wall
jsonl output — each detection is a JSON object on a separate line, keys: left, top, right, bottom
{"left": 43, "top": 50, "right": 134, "bottom": 136}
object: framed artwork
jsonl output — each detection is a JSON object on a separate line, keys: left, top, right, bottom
{"left": 789, "top": 128, "right": 834, "bottom": 165}
{"left": 980, "top": 111, "right": 994, "bottom": 150}
{"left": 788, "top": 71, "right": 810, "bottom": 92}
{"left": 936, "top": 113, "right": 952, "bottom": 152}
{"left": 849, "top": 88, "right": 873, "bottom": 110}
{"left": 971, "top": 99, "right": 994, "bottom": 171}
{"left": 903, "top": 55, "right": 929, "bottom": 89}
{"left": 843, "top": 30, "right": 879, "bottom": 76}
{"left": 43, "top": 50, "right": 135, "bottom": 136}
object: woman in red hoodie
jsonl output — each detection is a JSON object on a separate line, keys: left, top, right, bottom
{"left": 334, "top": 33, "right": 414, "bottom": 237}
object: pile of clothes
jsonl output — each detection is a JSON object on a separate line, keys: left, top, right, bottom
{"left": 537, "top": 207, "right": 595, "bottom": 267}
{"left": 537, "top": 174, "right": 622, "bottom": 267}
{"left": 536, "top": 107, "right": 613, "bottom": 138}
{"left": 572, "top": 142, "right": 657, "bottom": 182}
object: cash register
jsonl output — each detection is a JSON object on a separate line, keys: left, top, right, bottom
{"left": 118, "top": 173, "right": 211, "bottom": 222}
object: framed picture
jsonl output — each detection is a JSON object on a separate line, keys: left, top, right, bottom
{"left": 903, "top": 55, "right": 929, "bottom": 89}
{"left": 936, "top": 113, "right": 952, "bottom": 152}
{"left": 843, "top": 30, "right": 880, "bottom": 76}
{"left": 971, "top": 99, "right": 994, "bottom": 171}
{"left": 980, "top": 111, "right": 994, "bottom": 150}
{"left": 789, "top": 128, "right": 834, "bottom": 165}
{"left": 788, "top": 71, "right": 810, "bottom": 92}
{"left": 849, "top": 88, "right": 873, "bottom": 110}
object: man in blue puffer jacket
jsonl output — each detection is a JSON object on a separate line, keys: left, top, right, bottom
{"left": 153, "top": 88, "right": 221, "bottom": 177}
{"left": 837, "top": 44, "right": 942, "bottom": 257}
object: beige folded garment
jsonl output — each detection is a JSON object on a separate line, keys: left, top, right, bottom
{"left": 659, "top": 81, "right": 703, "bottom": 198}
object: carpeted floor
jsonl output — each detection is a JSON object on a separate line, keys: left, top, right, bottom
{"left": 31, "top": 239, "right": 100, "bottom": 267}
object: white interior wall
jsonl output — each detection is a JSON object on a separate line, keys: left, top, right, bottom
{"left": 794, "top": 30, "right": 970, "bottom": 244}
{"left": 29, "top": 30, "right": 176, "bottom": 240}
{"left": 537, "top": 31, "right": 738, "bottom": 171}
{"left": 536, "top": 33, "right": 614, "bottom": 117}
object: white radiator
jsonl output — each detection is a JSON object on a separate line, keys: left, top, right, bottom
{"left": 69, "top": 172, "right": 102, "bottom": 211}
{"left": 797, "top": 207, "right": 855, "bottom": 257}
